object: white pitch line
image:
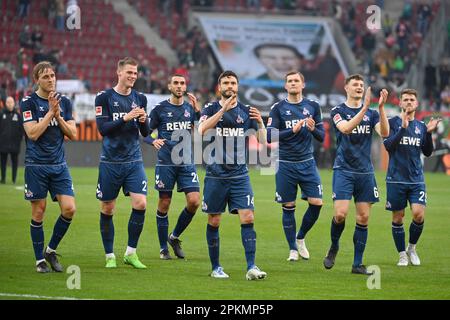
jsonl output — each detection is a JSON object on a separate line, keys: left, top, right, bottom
{"left": 0, "top": 292, "right": 95, "bottom": 300}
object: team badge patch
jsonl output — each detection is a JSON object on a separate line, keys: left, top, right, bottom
{"left": 23, "top": 110, "right": 32, "bottom": 121}
{"left": 184, "top": 109, "right": 190, "bottom": 118}
{"left": 303, "top": 109, "right": 310, "bottom": 116}
{"left": 415, "top": 126, "right": 421, "bottom": 135}
{"left": 95, "top": 106, "right": 102, "bottom": 116}
{"left": 236, "top": 114, "right": 244, "bottom": 124}
{"left": 199, "top": 115, "right": 208, "bottom": 122}
{"left": 333, "top": 114, "right": 342, "bottom": 124}
{"left": 363, "top": 115, "right": 369, "bottom": 122}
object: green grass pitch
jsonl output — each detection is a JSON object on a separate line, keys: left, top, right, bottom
{"left": 0, "top": 167, "right": 449, "bottom": 300}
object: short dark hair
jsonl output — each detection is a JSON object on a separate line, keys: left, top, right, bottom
{"left": 345, "top": 73, "right": 364, "bottom": 84}
{"left": 285, "top": 71, "right": 305, "bottom": 82}
{"left": 117, "top": 57, "right": 138, "bottom": 69}
{"left": 33, "top": 61, "right": 55, "bottom": 81}
{"left": 169, "top": 74, "right": 187, "bottom": 83}
{"left": 400, "top": 88, "right": 418, "bottom": 99}
{"left": 253, "top": 43, "right": 304, "bottom": 59}
{"left": 218, "top": 70, "right": 239, "bottom": 84}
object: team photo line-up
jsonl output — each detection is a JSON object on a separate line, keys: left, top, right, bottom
{"left": 21, "top": 57, "right": 441, "bottom": 280}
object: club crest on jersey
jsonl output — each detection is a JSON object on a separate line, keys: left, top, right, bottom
{"left": 236, "top": 114, "right": 244, "bottom": 124}
{"left": 184, "top": 109, "right": 190, "bottom": 118}
{"left": 363, "top": 115, "right": 370, "bottom": 122}
{"left": 385, "top": 201, "right": 391, "bottom": 209}
{"left": 131, "top": 101, "right": 138, "bottom": 109}
{"left": 285, "top": 110, "right": 292, "bottom": 116}
{"left": 167, "top": 112, "right": 173, "bottom": 118}
{"left": 23, "top": 110, "right": 33, "bottom": 121}
{"left": 202, "top": 201, "right": 208, "bottom": 211}
{"left": 303, "top": 109, "right": 310, "bottom": 116}
{"left": 95, "top": 106, "right": 102, "bottom": 116}
{"left": 415, "top": 126, "right": 421, "bottom": 135}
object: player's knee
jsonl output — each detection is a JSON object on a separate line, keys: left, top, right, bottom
{"left": 158, "top": 198, "right": 171, "bottom": 212}
{"left": 334, "top": 211, "right": 346, "bottom": 224}
{"left": 62, "top": 204, "right": 76, "bottom": 218}
{"left": 187, "top": 198, "right": 200, "bottom": 212}
{"left": 357, "top": 214, "right": 370, "bottom": 225}
{"left": 392, "top": 212, "right": 404, "bottom": 224}
{"left": 208, "top": 215, "right": 221, "bottom": 227}
{"left": 241, "top": 212, "right": 255, "bottom": 224}
{"left": 101, "top": 202, "right": 115, "bottom": 215}
{"left": 412, "top": 211, "right": 425, "bottom": 224}
{"left": 133, "top": 200, "right": 147, "bottom": 211}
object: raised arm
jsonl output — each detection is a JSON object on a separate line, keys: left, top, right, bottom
{"left": 336, "top": 87, "right": 372, "bottom": 135}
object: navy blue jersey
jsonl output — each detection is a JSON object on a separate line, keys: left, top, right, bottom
{"left": 200, "top": 101, "right": 259, "bottom": 178}
{"left": 385, "top": 116, "right": 431, "bottom": 183}
{"left": 268, "top": 98, "right": 322, "bottom": 162}
{"left": 95, "top": 88, "right": 147, "bottom": 163}
{"left": 149, "top": 99, "right": 198, "bottom": 165}
{"left": 331, "top": 103, "right": 380, "bottom": 173}
{"left": 20, "top": 92, "right": 73, "bottom": 165}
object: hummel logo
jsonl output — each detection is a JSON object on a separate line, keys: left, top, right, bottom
{"left": 167, "top": 112, "right": 173, "bottom": 117}
{"left": 113, "top": 102, "right": 119, "bottom": 107}
{"left": 39, "top": 106, "right": 45, "bottom": 111}
{"left": 286, "top": 110, "right": 292, "bottom": 116}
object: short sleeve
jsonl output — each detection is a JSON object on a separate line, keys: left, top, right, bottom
{"left": 139, "top": 93, "right": 148, "bottom": 113}
{"left": 313, "top": 102, "right": 323, "bottom": 124}
{"left": 267, "top": 105, "right": 280, "bottom": 129}
{"left": 330, "top": 106, "right": 344, "bottom": 126}
{"left": 371, "top": 109, "right": 380, "bottom": 128}
{"left": 20, "top": 95, "right": 36, "bottom": 123}
{"left": 199, "top": 102, "right": 216, "bottom": 124}
{"left": 62, "top": 97, "right": 74, "bottom": 121}
{"left": 149, "top": 106, "right": 160, "bottom": 130}
{"left": 94, "top": 91, "right": 109, "bottom": 119}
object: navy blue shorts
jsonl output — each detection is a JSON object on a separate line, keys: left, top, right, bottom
{"left": 24, "top": 164, "right": 74, "bottom": 201}
{"left": 386, "top": 183, "right": 426, "bottom": 211}
{"left": 96, "top": 161, "right": 147, "bottom": 201}
{"left": 275, "top": 159, "right": 322, "bottom": 203}
{"left": 332, "top": 170, "right": 379, "bottom": 203}
{"left": 202, "top": 175, "right": 254, "bottom": 214}
{"left": 154, "top": 165, "right": 200, "bottom": 193}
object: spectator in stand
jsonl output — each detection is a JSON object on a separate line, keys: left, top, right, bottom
{"left": 396, "top": 19, "right": 411, "bottom": 57}
{"left": 0, "top": 84, "right": 7, "bottom": 108}
{"left": 55, "top": 0, "right": 65, "bottom": 31}
{"left": 439, "top": 58, "right": 450, "bottom": 93}
{"left": 440, "top": 85, "right": 450, "bottom": 110}
{"left": 18, "top": 0, "right": 31, "bottom": 18}
{"left": 424, "top": 63, "right": 437, "bottom": 103}
{"left": 0, "top": 97, "right": 23, "bottom": 184}
{"left": 47, "top": 0, "right": 57, "bottom": 24}
{"left": 246, "top": 0, "right": 260, "bottom": 11}
{"left": 383, "top": 13, "right": 394, "bottom": 37}
{"left": 19, "top": 25, "right": 33, "bottom": 49}
{"left": 401, "top": 1, "right": 413, "bottom": 20}
{"left": 417, "top": 3, "right": 431, "bottom": 36}
{"left": 31, "top": 26, "right": 44, "bottom": 50}
{"left": 16, "top": 49, "right": 30, "bottom": 93}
